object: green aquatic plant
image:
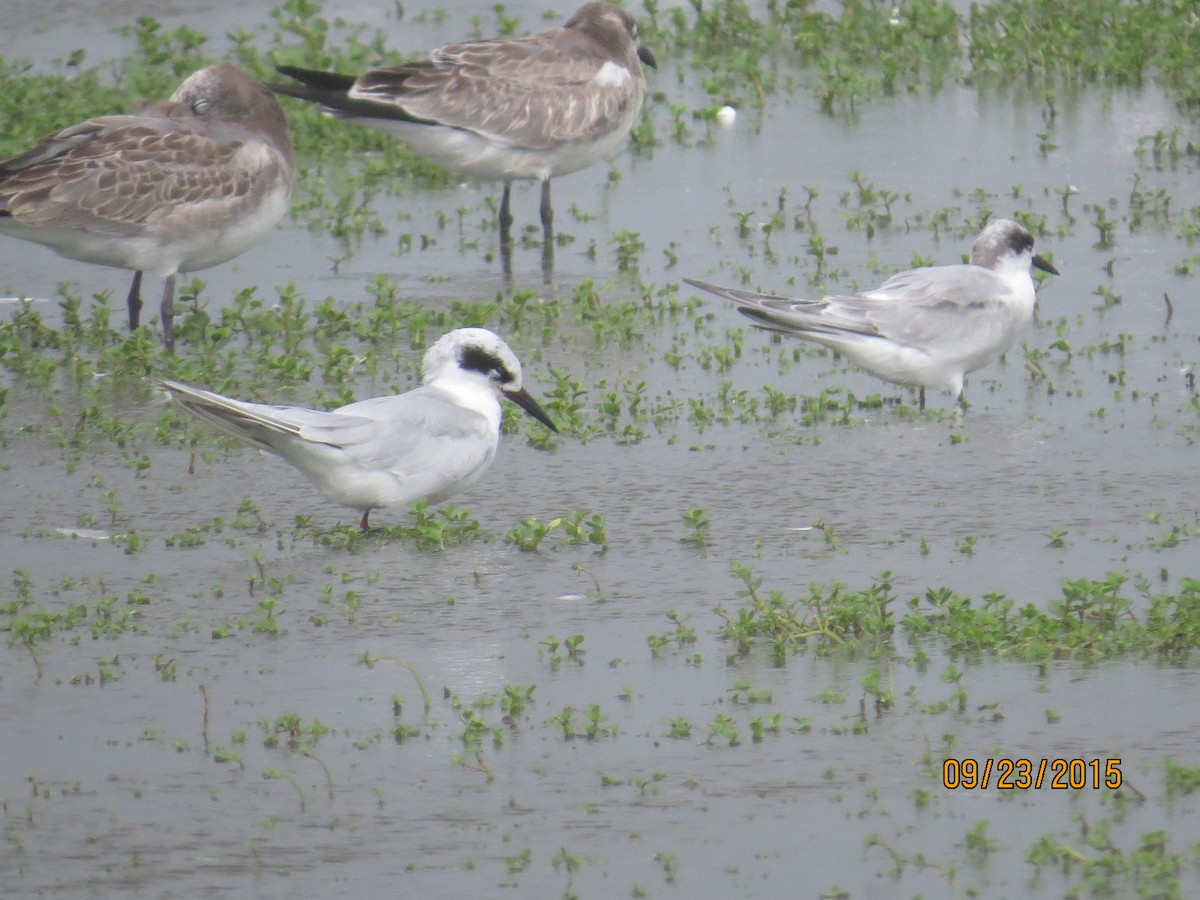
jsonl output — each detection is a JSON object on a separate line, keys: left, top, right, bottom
{"left": 705, "top": 712, "right": 741, "bottom": 746}
{"left": 664, "top": 716, "right": 693, "bottom": 739}
{"left": 969, "top": 0, "right": 1200, "bottom": 106}
{"left": 504, "top": 517, "right": 552, "bottom": 551}
{"left": 903, "top": 574, "right": 1200, "bottom": 663}
{"left": 661, "top": 610, "right": 698, "bottom": 650}
{"left": 503, "top": 510, "right": 608, "bottom": 552}
{"left": 726, "top": 679, "right": 771, "bottom": 704}
{"left": 748, "top": 713, "right": 783, "bottom": 742}
{"left": 262, "top": 767, "right": 307, "bottom": 812}
{"left": 954, "top": 534, "right": 978, "bottom": 555}
{"left": 546, "top": 703, "right": 614, "bottom": 740}
{"left": 612, "top": 230, "right": 645, "bottom": 272}
{"left": 860, "top": 664, "right": 895, "bottom": 714}
{"left": 714, "top": 565, "right": 1200, "bottom": 670}
{"left": 1026, "top": 815, "right": 1194, "bottom": 897}
{"left": 400, "top": 502, "right": 481, "bottom": 550}
{"left": 560, "top": 509, "right": 609, "bottom": 548}
{"left": 1162, "top": 758, "right": 1200, "bottom": 798}
{"left": 358, "top": 652, "right": 432, "bottom": 719}
{"left": 260, "top": 711, "right": 328, "bottom": 751}
{"left": 505, "top": 846, "right": 532, "bottom": 875}
{"left": 499, "top": 683, "right": 536, "bottom": 727}
{"left": 680, "top": 507, "right": 711, "bottom": 546}
{"left": 716, "top": 563, "right": 897, "bottom": 663}
{"left": 1045, "top": 528, "right": 1070, "bottom": 548}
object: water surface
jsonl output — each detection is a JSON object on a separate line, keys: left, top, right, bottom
{"left": 2, "top": 3, "right": 1199, "bottom": 897}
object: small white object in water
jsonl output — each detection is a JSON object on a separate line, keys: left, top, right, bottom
{"left": 716, "top": 105, "right": 736, "bottom": 126}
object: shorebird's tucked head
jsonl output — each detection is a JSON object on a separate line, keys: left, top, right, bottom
{"left": 567, "top": 3, "right": 657, "bottom": 71}
{"left": 170, "top": 64, "right": 292, "bottom": 141}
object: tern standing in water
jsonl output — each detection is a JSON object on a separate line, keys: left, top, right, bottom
{"left": 160, "top": 328, "right": 557, "bottom": 529}
{"left": 686, "top": 219, "right": 1058, "bottom": 408}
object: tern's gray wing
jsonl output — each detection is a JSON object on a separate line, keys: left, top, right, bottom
{"left": 0, "top": 115, "right": 264, "bottom": 236}
{"left": 345, "top": 31, "right": 641, "bottom": 150}
{"left": 850, "top": 265, "right": 1020, "bottom": 351}
{"left": 324, "top": 387, "right": 497, "bottom": 484}
{"left": 682, "top": 279, "right": 859, "bottom": 338}
{"left": 159, "top": 379, "right": 368, "bottom": 452}
{"left": 688, "top": 268, "right": 1015, "bottom": 353}
{"left": 163, "top": 380, "right": 496, "bottom": 486}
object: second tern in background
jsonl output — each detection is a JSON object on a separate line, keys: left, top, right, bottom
{"left": 160, "top": 328, "right": 557, "bottom": 529}
{"left": 686, "top": 218, "right": 1058, "bottom": 409}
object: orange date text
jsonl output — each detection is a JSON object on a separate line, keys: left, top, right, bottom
{"left": 942, "top": 758, "right": 1122, "bottom": 790}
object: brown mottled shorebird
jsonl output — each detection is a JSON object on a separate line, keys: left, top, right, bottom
{"left": 0, "top": 63, "right": 295, "bottom": 349}
{"left": 274, "top": 2, "right": 655, "bottom": 255}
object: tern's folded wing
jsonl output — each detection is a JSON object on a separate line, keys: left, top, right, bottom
{"left": 160, "top": 379, "right": 370, "bottom": 452}
{"left": 328, "top": 388, "right": 497, "bottom": 483}
{"left": 860, "top": 265, "right": 1019, "bottom": 350}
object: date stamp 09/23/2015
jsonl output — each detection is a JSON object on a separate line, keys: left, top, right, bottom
{"left": 942, "top": 758, "right": 1123, "bottom": 791}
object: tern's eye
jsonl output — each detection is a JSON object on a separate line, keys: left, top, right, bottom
{"left": 459, "top": 345, "right": 514, "bottom": 385}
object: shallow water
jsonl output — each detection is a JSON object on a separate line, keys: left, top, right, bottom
{"left": 2, "top": 2, "right": 1200, "bottom": 898}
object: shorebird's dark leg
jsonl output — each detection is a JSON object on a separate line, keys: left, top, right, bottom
{"left": 359, "top": 509, "right": 371, "bottom": 531}
{"left": 957, "top": 391, "right": 969, "bottom": 410}
{"left": 539, "top": 178, "right": 554, "bottom": 241}
{"left": 541, "top": 238, "right": 555, "bottom": 286}
{"left": 127, "top": 270, "right": 144, "bottom": 330}
{"left": 500, "top": 237, "right": 514, "bottom": 285}
{"left": 539, "top": 178, "right": 556, "bottom": 283}
{"left": 160, "top": 273, "right": 177, "bottom": 351}
{"left": 919, "top": 387, "right": 926, "bottom": 410}
{"left": 498, "top": 182, "right": 514, "bottom": 284}
{"left": 498, "top": 181, "right": 514, "bottom": 244}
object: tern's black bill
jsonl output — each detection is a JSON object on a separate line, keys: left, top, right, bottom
{"left": 638, "top": 45, "right": 657, "bottom": 69}
{"left": 503, "top": 387, "right": 558, "bottom": 433}
{"left": 1032, "top": 254, "right": 1059, "bottom": 276}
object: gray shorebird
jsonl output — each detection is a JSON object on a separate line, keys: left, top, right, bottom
{"left": 274, "top": 2, "right": 655, "bottom": 253}
{"left": 160, "top": 328, "right": 557, "bottom": 530}
{"left": 686, "top": 219, "right": 1059, "bottom": 409}
{"left": 0, "top": 63, "right": 295, "bottom": 349}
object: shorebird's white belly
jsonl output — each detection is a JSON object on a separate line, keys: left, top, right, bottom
{"left": 0, "top": 178, "right": 290, "bottom": 276}
{"left": 348, "top": 100, "right": 642, "bottom": 183}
